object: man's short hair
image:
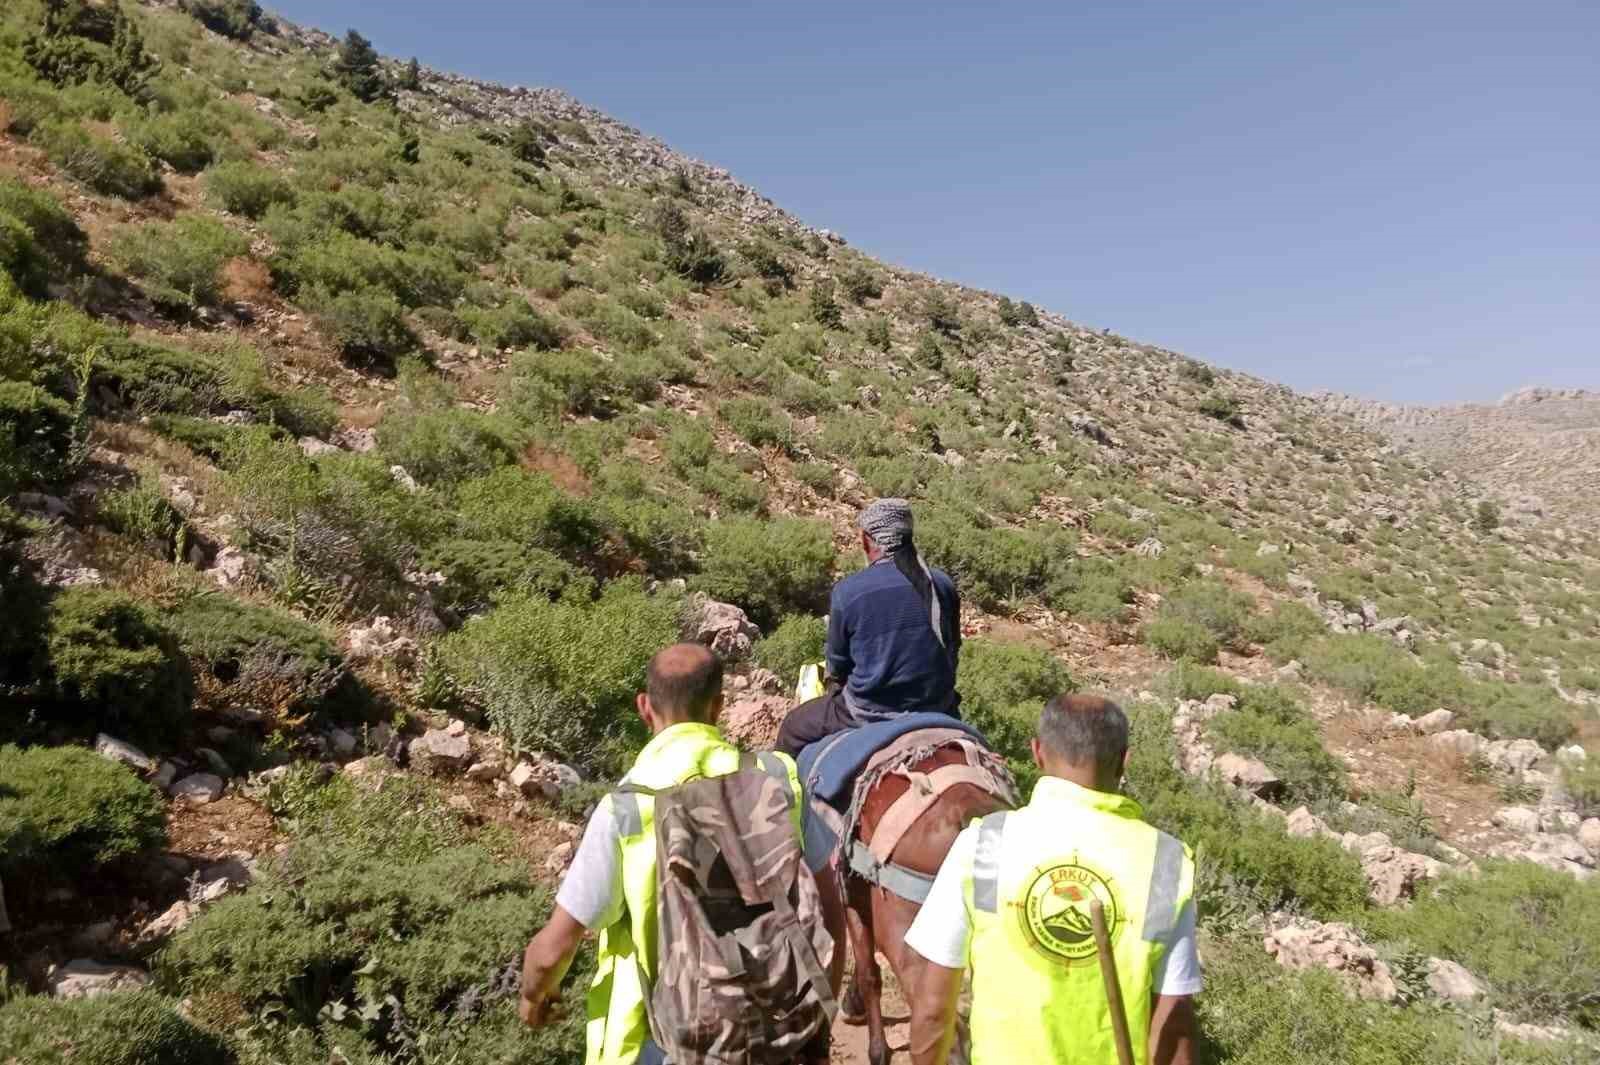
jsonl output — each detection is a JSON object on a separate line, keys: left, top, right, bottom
{"left": 1038, "top": 694, "right": 1129, "bottom": 774}
{"left": 647, "top": 643, "right": 724, "bottom": 721}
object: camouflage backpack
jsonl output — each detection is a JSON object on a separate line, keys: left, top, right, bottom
{"left": 622, "top": 753, "right": 838, "bottom": 1065}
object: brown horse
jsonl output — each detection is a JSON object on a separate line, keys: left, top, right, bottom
{"left": 833, "top": 744, "right": 1013, "bottom": 1065}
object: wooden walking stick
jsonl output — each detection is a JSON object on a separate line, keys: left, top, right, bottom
{"left": 1090, "top": 899, "right": 1137, "bottom": 1065}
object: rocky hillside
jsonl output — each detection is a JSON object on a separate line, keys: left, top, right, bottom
{"left": 1322, "top": 387, "right": 1600, "bottom": 529}
{"left": 1, "top": 3, "right": 1598, "bottom": 1064}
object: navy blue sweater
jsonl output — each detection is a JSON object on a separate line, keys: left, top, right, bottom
{"left": 825, "top": 558, "right": 962, "bottom": 719}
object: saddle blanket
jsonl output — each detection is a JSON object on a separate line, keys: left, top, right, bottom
{"left": 797, "top": 712, "right": 984, "bottom": 811}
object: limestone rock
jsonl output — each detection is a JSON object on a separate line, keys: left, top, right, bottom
{"left": 509, "top": 757, "right": 583, "bottom": 801}
{"left": 209, "top": 545, "right": 253, "bottom": 588}
{"left": 1485, "top": 739, "right": 1546, "bottom": 774}
{"left": 719, "top": 693, "right": 791, "bottom": 751}
{"left": 1359, "top": 845, "right": 1443, "bottom": 906}
{"left": 139, "top": 901, "right": 196, "bottom": 945}
{"left": 47, "top": 959, "right": 150, "bottom": 999}
{"left": 327, "top": 728, "right": 359, "bottom": 757}
{"left": 1285, "top": 806, "right": 1335, "bottom": 840}
{"left": 1412, "top": 708, "right": 1456, "bottom": 735}
{"left": 1579, "top": 818, "right": 1600, "bottom": 858}
{"left": 345, "top": 615, "right": 417, "bottom": 666}
{"left": 196, "top": 747, "right": 234, "bottom": 778}
{"left": 1426, "top": 958, "right": 1486, "bottom": 1003}
{"left": 409, "top": 730, "right": 474, "bottom": 776}
{"left": 1493, "top": 806, "right": 1542, "bottom": 835}
{"left": 1213, "top": 753, "right": 1284, "bottom": 800}
{"left": 94, "top": 734, "right": 155, "bottom": 775}
{"left": 1429, "top": 729, "right": 1484, "bottom": 759}
{"left": 169, "top": 773, "right": 225, "bottom": 804}
{"left": 545, "top": 841, "right": 577, "bottom": 875}
{"left": 687, "top": 597, "right": 762, "bottom": 660}
{"left": 466, "top": 756, "right": 506, "bottom": 783}
{"left": 1263, "top": 919, "right": 1398, "bottom": 1002}
{"left": 298, "top": 436, "right": 339, "bottom": 456}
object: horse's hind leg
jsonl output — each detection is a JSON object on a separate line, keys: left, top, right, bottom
{"left": 845, "top": 879, "right": 890, "bottom": 1065}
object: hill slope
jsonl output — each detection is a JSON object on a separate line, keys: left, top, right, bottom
{"left": 0, "top": 3, "right": 1597, "bottom": 1063}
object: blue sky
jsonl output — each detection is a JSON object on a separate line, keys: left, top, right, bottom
{"left": 268, "top": 1, "right": 1598, "bottom": 404}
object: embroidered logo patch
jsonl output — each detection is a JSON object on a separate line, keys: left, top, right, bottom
{"left": 1017, "top": 860, "right": 1121, "bottom": 965}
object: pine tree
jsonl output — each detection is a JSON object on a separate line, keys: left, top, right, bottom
{"left": 106, "top": 6, "right": 160, "bottom": 101}
{"left": 398, "top": 56, "right": 421, "bottom": 91}
{"left": 332, "top": 29, "right": 385, "bottom": 102}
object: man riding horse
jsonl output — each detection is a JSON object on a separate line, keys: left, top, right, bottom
{"left": 775, "top": 498, "right": 963, "bottom": 757}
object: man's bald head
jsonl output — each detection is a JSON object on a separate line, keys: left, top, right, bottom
{"left": 1036, "top": 693, "right": 1129, "bottom": 788}
{"left": 645, "top": 643, "right": 724, "bottom": 724}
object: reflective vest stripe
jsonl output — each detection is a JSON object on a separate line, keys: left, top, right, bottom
{"left": 972, "top": 811, "right": 1007, "bottom": 914}
{"left": 1140, "top": 831, "right": 1186, "bottom": 942}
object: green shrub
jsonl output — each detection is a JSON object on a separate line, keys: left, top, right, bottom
{"left": 305, "top": 285, "right": 415, "bottom": 368}
{"left": 1365, "top": 862, "right": 1600, "bottom": 1028}
{"left": 1144, "top": 616, "right": 1220, "bottom": 662}
{"left": 422, "top": 538, "right": 581, "bottom": 614}
{"left": 0, "top": 513, "right": 50, "bottom": 710}
{"left": 1206, "top": 687, "right": 1347, "bottom": 801}
{"left": 375, "top": 408, "right": 518, "bottom": 486}
{"left": 44, "top": 587, "right": 194, "bottom": 741}
{"left": 924, "top": 291, "right": 961, "bottom": 336}
{"left": 739, "top": 239, "right": 793, "bottom": 289}
{"left": 1199, "top": 391, "right": 1244, "bottom": 427}
{"left": 331, "top": 29, "right": 386, "bottom": 102}
{"left": 460, "top": 297, "right": 563, "bottom": 351}
{"left": 918, "top": 509, "right": 1070, "bottom": 612}
{"left": 794, "top": 460, "right": 835, "bottom": 495}
{"left": 753, "top": 614, "right": 827, "bottom": 687}
{"left": 1247, "top": 600, "right": 1326, "bottom": 660}
{"left": 36, "top": 121, "right": 160, "bottom": 199}
{"left": 164, "top": 592, "right": 347, "bottom": 719}
{"left": 957, "top": 639, "right": 1074, "bottom": 790}
{"left": 0, "top": 744, "right": 166, "bottom": 891}
{"left": 809, "top": 279, "right": 842, "bottom": 328}
{"left": 0, "top": 991, "right": 230, "bottom": 1065}
{"left": 694, "top": 517, "right": 834, "bottom": 630}
{"left": 0, "top": 175, "right": 86, "bottom": 279}
{"left": 1563, "top": 758, "right": 1600, "bottom": 818}
{"left": 180, "top": 0, "right": 267, "bottom": 40}
{"left": 1126, "top": 703, "right": 1368, "bottom": 917}
{"left": 442, "top": 579, "right": 681, "bottom": 766}
{"left": 1159, "top": 579, "right": 1253, "bottom": 651}
{"left": 509, "top": 349, "right": 614, "bottom": 418}
{"left": 110, "top": 215, "right": 250, "bottom": 311}
{"left": 147, "top": 413, "right": 260, "bottom": 460}
{"left": 98, "top": 476, "right": 184, "bottom": 552}
{"left": 720, "top": 396, "right": 794, "bottom": 452}
{"left": 839, "top": 265, "right": 882, "bottom": 304}
{"left": 1046, "top": 557, "right": 1134, "bottom": 622}
{"left": 205, "top": 159, "right": 295, "bottom": 219}
{"left": 122, "top": 110, "right": 218, "bottom": 174}
{"left": 1474, "top": 499, "right": 1501, "bottom": 533}
{"left": 0, "top": 381, "right": 73, "bottom": 488}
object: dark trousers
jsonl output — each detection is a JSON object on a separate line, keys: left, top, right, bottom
{"left": 775, "top": 688, "right": 854, "bottom": 758}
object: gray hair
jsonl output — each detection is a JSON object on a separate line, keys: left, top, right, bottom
{"left": 1038, "top": 694, "right": 1129, "bottom": 774}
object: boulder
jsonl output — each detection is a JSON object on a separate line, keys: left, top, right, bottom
{"left": 719, "top": 693, "right": 791, "bottom": 751}
{"left": 1359, "top": 845, "right": 1443, "bottom": 906}
{"left": 1213, "top": 753, "right": 1284, "bottom": 800}
{"left": 139, "top": 901, "right": 196, "bottom": 945}
{"left": 509, "top": 757, "right": 583, "bottom": 802}
{"left": 196, "top": 747, "right": 234, "bottom": 778}
{"left": 687, "top": 598, "right": 762, "bottom": 661}
{"left": 169, "top": 773, "right": 225, "bottom": 804}
{"left": 94, "top": 734, "right": 155, "bottom": 775}
{"left": 1426, "top": 958, "right": 1486, "bottom": 1003}
{"left": 409, "top": 730, "right": 473, "bottom": 776}
{"left": 345, "top": 616, "right": 418, "bottom": 665}
{"left": 545, "top": 841, "right": 577, "bottom": 876}
{"left": 152, "top": 761, "right": 178, "bottom": 791}
{"left": 1493, "top": 806, "right": 1542, "bottom": 835}
{"left": 1579, "top": 818, "right": 1600, "bottom": 859}
{"left": 1429, "top": 729, "right": 1484, "bottom": 759}
{"left": 1485, "top": 739, "right": 1546, "bottom": 774}
{"left": 327, "top": 728, "right": 359, "bottom": 757}
{"left": 390, "top": 465, "right": 421, "bottom": 493}
{"left": 298, "top": 436, "right": 340, "bottom": 457}
{"left": 47, "top": 959, "right": 150, "bottom": 1000}
{"left": 465, "top": 756, "right": 507, "bottom": 783}
{"left": 1263, "top": 920, "right": 1398, "bottom": 1002}
{"left": 1411, "top": 708, "right": 1456, "bottom": 735}
{"left": 1285, "top": 806, "right": 1335, "bottom": 840}
{"left": 209, "top": 545, "right": 253, "bottom": 588}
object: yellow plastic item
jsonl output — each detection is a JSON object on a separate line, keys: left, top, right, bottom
{"left": 795, "top": 662, "right": 826, "bottom": 703}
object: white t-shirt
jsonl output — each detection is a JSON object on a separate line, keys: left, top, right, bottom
{"left": 557, "top": 787, "right": 839, "bottom": 931}
{"left": 904, "top": 826, "right": 1203, "bottom": 997}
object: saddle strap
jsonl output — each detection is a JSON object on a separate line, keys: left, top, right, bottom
{"left": 868, "top": 763, "right": 1004, "bottom": 864}
{"left": 849, "top": 840, "right": 936, "bottom": 904}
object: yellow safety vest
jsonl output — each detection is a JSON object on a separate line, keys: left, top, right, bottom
{"left": 963, "top": 777, "right": 1194, "bottom": 1065}
{"left": 583, "top": 722, "right": 806, "bottom": 1065}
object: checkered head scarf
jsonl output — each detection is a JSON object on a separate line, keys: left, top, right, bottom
{"left": 859, "top": 499, "right": 946, "bottom": 649}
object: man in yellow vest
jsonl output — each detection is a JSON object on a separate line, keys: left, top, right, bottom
{"left": 518, "top": 642, "right": 842, "bottom": 1065}
{"left": 905, "top": 694, "right": 1200, "bottom": 1065}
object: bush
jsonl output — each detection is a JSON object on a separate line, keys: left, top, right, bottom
{"left": 98, "top": 477, "right": 184, "bottom": 552}
{"left": 1206, "top": 687, "right": 1347, "bottom": 801}
{"left": 720, "top": 396, "right": 794, "bottom": 452}
{"left": 839, "top": 265, "right": 882, "bottom": 304}
{"left": 1126, "top": 703, "right": 1368, "bottom": 917}
{"left": 1563, "top": 759, "right": 1600, "bottom": 818}
{"left": 0, "top": 991, "right": 230, "bottom": 1065}
{"left": 1247, "top": 600, "right": 1327, "bottom": 660}
{"left": 180, "top": 0, "right": 267, "bottom": 40}
{"left": 694, "top": 517, "right": 834, "bottom": 630}
{"left": 957, "top": 639, "right": 1074, "bottom": 790}
{"left": 1158, "top": 579, "right": 1253, "bottom": 651}
{"left": 794, "top": 460, "right": 835, "bottom": 495}
{"left": 376, "top": 408, "right": 517, "bottom": 486}
{"left": 0, "top": 744, "right": 166, "bottom": 890}
{"left": 0, "top": 381, "right": 73, "bottom": 488}
{"left": 918, "top": 509, "right": 1071, "bottom": 612}
{"left": 205, "top": 160, "right": 295, "bottom": 219}
{"left": 442, "top": 579, "right": 681, "bottom": 766}
{"left": 122, "top": 110, "right": 218, "bottom": 174}
{"left": 0, "top": 213, "right": 47, "bottom": 299}
{"left": 509, "top": 349, "right": 613, "bottom": 418}
{"left": 1365, "top": 862, "right": 1600, "bottom": 1028}
{"left": 461, "top": 297, "right": 564, "bottom": 352}
{"left": 1145, "top": 616, "right": 1221, "bottom": 662}
{"left": 1474, "top": 499, "right": 1501, "bottom": 533}
{"left": 36, "top": 121, "right": 160, "bottom": 199}
{"left": 422, "top": 538, "right": 581, "bottom": 614}
{"left": 164, "top": 592, "right": 347, "bottom": 720}
{"left": 1046, "top": 556, "right": 1134, "bottom": 622}
{"left": 305, "top": 286, "right": 415, "bottom": 369}
{"left": 1199, "top": 392, "right": 1244, "bottom": 427}
{"left": 753, "top": 614, "right": 827, "bottom": 687}
{"left": 864, "top": 315, "right": 892, "bottom": 351}
{"left": 0, "top": 176, "right": 87, "bottom": 277}
{"left": 455, "top": 467, "right": 608, "bottom": 561}
{"left": 110, "top": 215, "right": 250, "bottom": 311}
{"left": 44, "top": 587, "right": 194, "bottom": 741}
